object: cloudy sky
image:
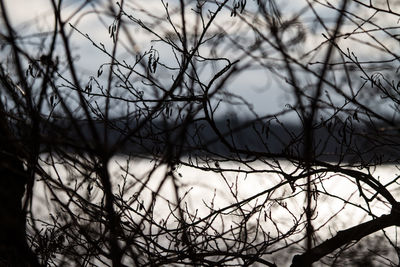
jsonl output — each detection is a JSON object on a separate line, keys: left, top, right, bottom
{"left": 2, "top": 0, "right": 399, "bottom": 121}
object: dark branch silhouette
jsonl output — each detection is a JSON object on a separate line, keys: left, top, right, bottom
{"left": 1, "top": 0, "right": 400, "bottom": 266}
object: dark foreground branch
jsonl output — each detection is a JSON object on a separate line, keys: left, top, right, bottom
{"left": 291, "top": 211, "right": 400, "bottom": 267}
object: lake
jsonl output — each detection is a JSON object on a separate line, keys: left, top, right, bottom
{"left": 31, "top": 156, "right": 400, "bottom": 266}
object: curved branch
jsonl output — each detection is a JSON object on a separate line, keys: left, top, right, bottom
{"left": 290, "top": 212, "right": 400, "bottom": 267}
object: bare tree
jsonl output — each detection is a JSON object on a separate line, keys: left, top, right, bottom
{"left": 1, "top": 0, "right": 400, "bottom": 266}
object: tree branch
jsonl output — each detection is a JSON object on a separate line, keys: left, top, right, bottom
{"left": 291, "top": 211, "right": 400, "bottom": 267}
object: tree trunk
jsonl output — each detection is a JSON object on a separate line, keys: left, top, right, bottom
{"left": 0, "top": 118, "right": 40, "bottom": 266}
{"left": 0, "top": 151, "right": 39, "bottom": 266}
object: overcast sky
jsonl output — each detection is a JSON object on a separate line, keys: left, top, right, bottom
{"left": 2, "top": 0, "right": 399, "bottom": 121}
